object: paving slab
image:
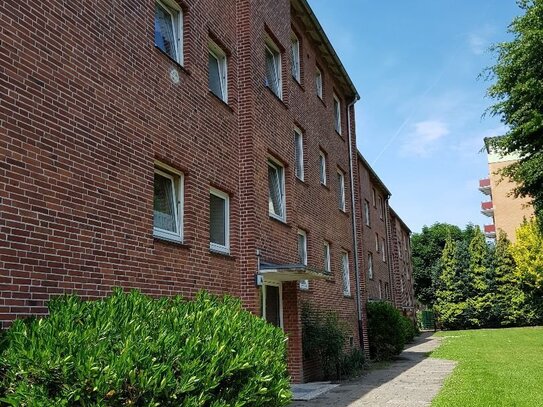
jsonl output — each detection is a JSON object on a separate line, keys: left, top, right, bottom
{"left": 291, "top": 332, "right": 456, "bottom": 407}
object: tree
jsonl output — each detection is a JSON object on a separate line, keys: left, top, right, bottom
{"left": 511, "top": 220, "right": 543, "bottom": 293}
{"left": 486, "top": 0, "right": 543, "bottom": 226}
{"left": 411, "top": 223, "right": 463, "bottom": 306}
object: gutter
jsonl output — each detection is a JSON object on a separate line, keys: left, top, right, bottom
{"left": 347, "top": 95, "right": 363, "bottom": 351}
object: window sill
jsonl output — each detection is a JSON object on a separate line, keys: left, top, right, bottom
{"left": 208, "top": 90, "right": 233, "bottom": 112}
{"left": 339, "top": 209, "right": 350, "bottom": 218}
{"left": 209, "top": 248, "right": 236, "bottom": 260}
{"left": 269, "top": 215, "right": 291, "bottom": 228}
{"left": 295, "top": 177, "right": 309, "bottom": 187}
{"left": 292, "top": 77, "right": 305, "bottom": 92}
{"left": 343, "top": 294, "right": 354, "bottom": 299}
{"left": 153, "top": 236, "right": 191, "bottom": 249}
{"left": 335, "top": 130, "right": 345, "bottom": 141}
{"left": 317, "top": 96, "right": 326, "bottom": 107}
{"left": 320, "top": 182, "right": 330, "bottom": 191}
{"left": 154, "top": 46, "right": 191, "bottom": 76}
{"left": 265, "top": 86, "right": 288, "bottom": 110}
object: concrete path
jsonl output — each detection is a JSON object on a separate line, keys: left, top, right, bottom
{"left": 291, "top": 332, "right": 456, "bottom": 407}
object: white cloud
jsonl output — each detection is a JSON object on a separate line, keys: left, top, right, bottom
{"left": 401, "top": 120, "right": 449, "bottom": 157}
{"left": 467, "top": 25, "right": 496, "bottom": 55}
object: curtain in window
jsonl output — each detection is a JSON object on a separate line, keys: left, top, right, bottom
{"left": 155, "top": 3, "right": 176, "bottom": 60}
{"left": 268, "top": 165, "right": 283, "bottom": 217}
{"left": 208, "top": 53, "right": 223, "bottom": 99}
{"left": 154, "top": 173, "right": 177, "bottom": 233}
{"left": 342, "top": 254, "right": 350, "bottom": 295}
{"left": 316, "top": 72, "right": 322, "bottom": 97}
{"left": 265, "top": 49, "right": 280, "bottom": 96}
{"left": 210, "top": 193, "right": 226, "bottom": 246}
{"left": 291, "top": 39, "right": 299, "bottom": 79}
{"left": 295, "top": 133, "right": 303, "bottom": 178}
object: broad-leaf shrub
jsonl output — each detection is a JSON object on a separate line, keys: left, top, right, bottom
{"left": 367, "top": 301, "right": 405, "bottom": 361}
{"left": 400, "top": 316, "right": 416, "bottom": 344}
{"left": 0, "top": 289, "right": 291, "bottom": 406}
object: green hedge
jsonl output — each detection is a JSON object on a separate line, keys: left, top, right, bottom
{"left": 0, "top": 289, "right": 291, "bottom": 406}
{"left": 366, "top": 301, "right": 405, "bottom": 361}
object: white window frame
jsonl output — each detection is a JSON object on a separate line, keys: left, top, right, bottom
{"left": 375, "top": 233, "right": 379, "bottom": 252}
{"left": 294, "top": 128, "right": 304, "bottom": 181}
{"left": 364, "top": 200, "right": 370, "bottom": 226}
{"left": 378, "top": 195, "right": 384, "bottom": 219}
{"left": 298, "top": 229, "right": 309, "bottom": 290}
{"left": 291, "top": 33, "right": 301, "bottom": 83}
{"left": 208, "top": 42, "right": 228, "bottom": 102}
{"left": 153, "top": 163, "right": 184, "bottom": 243}
{"left": 323, "top": 241, "right": 331, "bottom": 274}
{"left": 154, "top": 0, "right": 183, "bottom": 65}
{"left": 337, "top": 169, "right": 346, "bottom": 212}
{"left": 368, "top": 252, "right": 373, "bottom": 280}
{"left": 315, "top": 67, "right": 323, "bottom": 99}
{"left": 209, "top": 187, "right": 230, "bottom": 254}
{"left": 262, "top": 281, "right": 283, "bottom": 328}
{"left": 341, "top": 251, "right": 351, "bottom": 296}
{"left": 268, "top": 158, "right": 286, "bottom": 221}
{"left": 319, "top": 150, "right": 327, "bottom": 186}
{"left": 381, "top": 237, "right": 386, "bottom": 262}
{"left": 265, "top": 40, "right": 282, "bottom": 100}
{"left": 333, "top": 94, "right": 341, "bottom": 134}
{"left": 372, "top": 188, "right": 376, "bottom": 208}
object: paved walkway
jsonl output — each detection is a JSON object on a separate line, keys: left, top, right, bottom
{"left": 291, "top": 332, "right": 456, "bottom": 407}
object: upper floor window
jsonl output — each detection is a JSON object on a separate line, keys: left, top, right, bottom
{"left": 319, "top": 150, "right": 327, "bottom": 185}
{"left": 372, "top": 188, "right": 376, "bottom": 207}
{"left": 294, "top": 128, "right": 304, "bottom": 181}
{"left": 323, "top": 241, "right": 331, "bottom": 273}
{"left": 337, "top": 170, "right": 346, "bottom": 212}
{"left": 381, "top": 237, "right": 386, "bottom": 262}
{"left": 364, "top": 200, "right": 370, "bottom": 226}
{"left": 153, "top": 163, "right": 183, "bottom": 242}
{"left": 298, "top": 229, "right": 309, "bottom": 290}
{"left": 333, "top": 94, "right": 341, "bottom": 134}
{"left": 291, "top": 34, "right": 301, "bottom": 83}
{"left": 341, "top": 251, "right": 351, "bottom": 296}
{"left": 316, "top": 68, "right": 323, "bottom": 99}
{"left": 209, "top": 188, "right": 230, "bottom": 254}
{"left": 368, "top": 252, "right": 373, "bottom": 279}
{"left": 208, "top": 42, "right": 228, "bottom": 102}
{"left": 375, "top": 233, "right": 379, "bottom": 252}
{"left": 265, "top": 40, "right": 282, "bottom": 99}
{"left": 154, "top": 0, "right": 183, "bottom": 64}
{"left": 378, "top": 195, "right": 384, "bottom": 219}
{"left": 268, "top": 159, "right": 285, "bottom": 221}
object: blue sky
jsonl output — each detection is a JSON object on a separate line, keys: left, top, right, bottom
{"left": 308, "top": 0, "right": 522, "bottom": 233}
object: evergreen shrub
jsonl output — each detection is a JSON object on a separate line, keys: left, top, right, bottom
{"left": 366, "top": 301, "right": 405, "bottom": 361}
{"left": 0, "top": 289, "right": 291, "bottom": 406}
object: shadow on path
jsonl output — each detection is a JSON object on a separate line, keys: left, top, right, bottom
{"left": 291, "top": 332, "right": 456, "bottom": 407}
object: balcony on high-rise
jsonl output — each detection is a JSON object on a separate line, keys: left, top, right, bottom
{"left": 484, "top": 224, "right": 496, "bottom": 238}
{"left": 481, "top": 201, "right": 494, "bottom": 217}
{"left": 479, "top": 178, "right": 491, "bottom": 195}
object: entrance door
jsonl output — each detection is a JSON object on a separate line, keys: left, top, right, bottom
{"left": 262, "top": 282, "right": 283, "bottom": 328}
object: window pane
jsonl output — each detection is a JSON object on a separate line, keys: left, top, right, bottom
{"left": 295, "top": 132, "right": 303, "bottom": 179}
{"left": 155, "top": 3, "right": 177, "bottom": 60}
{"left": 266, "top": 48, "right": 280, "bottom": 96}
{"left": 298, "top": 233, "right": 306, "bottom": 265}
{"left": 208, "top": 53, "right": 223, "bottom": 99}
{"left": 334, "top": 98, "right": 341, "bottom": 132}
{"left": 154, "top": 172, "right": 177, "bottom": 233}
{"left": 268, "top": 163, "right": 283, "bottom": 217}
{"left": 265, "top": 285, "right": 281, "bottom": 327}
{"left": 210, "top": 193, "right": 226, "bottom": 246}
{"left": 319, "top": 153, "right": 326, "bottom": 184}
{"left": 342, "top": 253, "right": 350, "bottom": 295}
{"left": 316, "top": 71, "right": 322, "bottom": 98}
{"left": 324, "top": 243, "right": 330, "bottom": 272}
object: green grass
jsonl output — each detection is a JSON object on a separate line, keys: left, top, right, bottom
{"left": 431, "top": 327, "right": 543, "bottom": 407}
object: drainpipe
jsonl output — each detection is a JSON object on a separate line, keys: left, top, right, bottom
{"left": 347, "top": 95, "right": 363, "bottom": 350}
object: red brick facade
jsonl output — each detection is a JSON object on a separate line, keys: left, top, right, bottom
{"left": 1, "top": 0, "right": 413, "bottom": 383}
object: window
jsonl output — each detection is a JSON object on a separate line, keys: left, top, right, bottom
{"left": 368, "top": 252, "right": 373, "bottom": 279}
{"left": 372, "top": 188, "right": 376, "bottom": 207}
{"left": 265, "top": 41, "right": 282, "bottom": 99}
{"left": 208, "top": 43, "right": 227, "bottom": 102}
{"left": 378, "top": 280, "right": 383, "bottom": 299}
{"left": 375, "top": 233, "right": 380, "bottom": 252}
{"left": 341, "top": 251, "right": 351, "bottom": 296}
{"left": 381, "top": 237, "right": 386, "bottom": 262}
{"left": 268, "top": 159, "right": 285, "bottom": 220}
{"left": 319, "top": 150, "right": 327, "bottom": 185}
{"left": 364, "top": 200, "right": 370, "bottom": 226}
{"left": 209, "top": 188, "right": 229, "bottom": 253}
{"left": 298, "top": 229, "right": 307, "bottom": 265}
{"left": 154, "top": 0, "right": 183, "bottom": 64}
{"left": 315, "top": 68, "right": 323, "bottom": 99}
{"left": 337, "top": 170, "right": 345, "bottom": 211}
{"left": 378, "top": 195, "right": 384, "bottom": 219}
{"left": 333, "top": 95, "right": 341, "bottom": 134}
{"left": 385, "top": 282, "right": 390, "bottom": 299}
{"left": 323, "top": 241, "right": 331, "bottom": 273}
{"left": 153, "top": 164, "right": 183, "bottom": 242}
{"left": 294, "top": 128, "right": 304, "bottom": 181}
{"left": 291, "top": 34, "right": 300, "bottom": 82}
{"left": 298, "top": 229, "right": 308, "bottom": 290}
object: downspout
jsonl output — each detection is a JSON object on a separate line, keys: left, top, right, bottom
{"left": 347, "top": 96, "right": 363, "bottom": 350}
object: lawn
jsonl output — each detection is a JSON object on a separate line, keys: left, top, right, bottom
{"left": 431, "top": 327, "right": 543, "bottom": 406}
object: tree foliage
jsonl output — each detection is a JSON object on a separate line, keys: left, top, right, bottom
{"left": 486, "top": 0, "right": 543, "bottom": 225}
{"left": 511, "top": 219, "right": 543, "bottom": 293}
